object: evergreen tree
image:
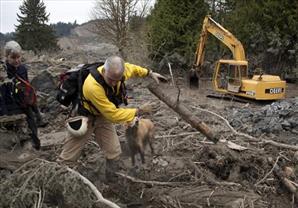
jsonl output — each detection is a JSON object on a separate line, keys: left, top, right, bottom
{"left": 0, "top": 32, "right": 15, "bottom": 48}
{"left": 223, "top": 0, "right": 298, "bottom": 75}
{"left": 15, "top": 0, "right": 58, "bottom": 52}
{"left": 148, "top": 0, "right": 298, "bottom": 77}
{"left": 148, "top": 0, "right": 208, "bottom": 64}
{"left": 51, "top": 21, "right": 78, "bottom": 37}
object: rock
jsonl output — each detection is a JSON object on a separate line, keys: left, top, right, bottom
{"left": 288, "top": 116, "right": 298, "bottom": 127}
{"left": 279, "top": 109, "right": 291, "bottom": 117}
{"left": 281, "top": 120, "right": 292, "bottom": 130}
{"left": 31, "top": 70, "right": 57, "bottom": 96}
{"left": 293, "top": 151, "right": 298, "bottom": 163}
{"left": 228, "top": 98, "right": 298, "bottom": 136}
{"left": 152, "top": 157, "right": 169, "bottom": 167}
{"left": 0, "top": 132, "right": 19, "bottom": 150}
{"left": 265, "top": 108, "right": 274, "bottom": 117}
{"left": 283, "top": 166, "right": 295, "bottom": 178}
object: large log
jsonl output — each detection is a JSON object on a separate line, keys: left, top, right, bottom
{"left": 147, "top": 83, "right": 218, "bottom": 143}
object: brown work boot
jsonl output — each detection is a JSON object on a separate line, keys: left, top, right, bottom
{"left": 105, "top": 158, "right": 120, "bottom": 183}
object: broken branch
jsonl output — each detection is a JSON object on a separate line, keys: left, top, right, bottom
{"left": 66, "top": 167, "right": 120, "bottom": 208}
{"left": 187, "top": 159, "right": 241, "bottom": 187}
{"left": 116, "top": 172, "right": 193, "bottom": 186}
{"left": 192, "top": 106, "right": 298, "bottom": 151}
{"left": 192, "top": 106, "right": 258, "bottom": 142}
{"left": 156, "top": 132, "right": 201, "bottom": 139}
{"left": 255, "top": 156, "right": 281, "bottom": 186}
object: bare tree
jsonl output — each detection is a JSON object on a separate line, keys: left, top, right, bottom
{"left": 92, "top": 0, "right": 151, "bottom": 58}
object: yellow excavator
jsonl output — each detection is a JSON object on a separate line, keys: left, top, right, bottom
{"left": 189, "top": 15, "right": 286, "bottom": 100}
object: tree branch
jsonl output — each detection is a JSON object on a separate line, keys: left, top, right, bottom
{"left": 192, "top": 106, "right": 298, "bottom": 151}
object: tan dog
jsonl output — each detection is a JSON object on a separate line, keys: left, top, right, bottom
{"left": 125, "top": 118, "right": 155, "bottom": 166}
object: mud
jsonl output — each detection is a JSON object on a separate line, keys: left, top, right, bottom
{"left": 0, "top": 59, "right": 298, "bottom": 207}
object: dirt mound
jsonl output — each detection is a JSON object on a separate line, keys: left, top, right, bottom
{"left": 57, "top": 21, "right": 118, "bottom": 58}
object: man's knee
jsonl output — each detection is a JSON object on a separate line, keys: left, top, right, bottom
{"left": 58, "top": 135, "right": 86, "bottom": 162}
{"left": 58, "top": 149, "right": 81, "bottom": 162}
{"left": 105, "top": 143, "right": 122, "bottom": 159}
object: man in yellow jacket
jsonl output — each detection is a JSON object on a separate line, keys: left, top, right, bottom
{"left": 58, "top": 55, "right": 165, "bottom": 182}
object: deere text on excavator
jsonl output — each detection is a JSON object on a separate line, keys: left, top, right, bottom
{"left": 189, "top": 15, "right": 286, "bottom": 100}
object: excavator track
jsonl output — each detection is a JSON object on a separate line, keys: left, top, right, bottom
{"left": 206, "top": 93, "right": 274, "bottom": 105}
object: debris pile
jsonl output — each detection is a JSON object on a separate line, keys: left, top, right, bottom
{"left": 0, "top": 49, "right": 297, "bottom": 207}
{"left": 228, "top": 98, "right": 298, "bottom": 137}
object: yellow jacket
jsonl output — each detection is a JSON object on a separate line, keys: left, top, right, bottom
{"left": 82, "top": 63, "right": 149, "bottom": 123}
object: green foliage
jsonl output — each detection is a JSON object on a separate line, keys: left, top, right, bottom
{"left": 223, "top": 0, "right": 298, "bottom": 74}
{"left": 15, "top": 0, "right": 58, "bottom": 52}
{"left": 51, "top": 21, "right": 79, "bottom": 37}
{"left": 148, "top": 0, "right": 208, "bottom": 64}
{"left": 148, "top": 0, "right": 298, "bottom": 77}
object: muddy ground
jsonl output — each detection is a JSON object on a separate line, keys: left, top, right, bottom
{"left": 0, "top": 58, "right": 298, "bottom": 208}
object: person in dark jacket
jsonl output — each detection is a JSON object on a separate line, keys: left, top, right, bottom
{"left": 3, "top": 41, "right": 48, "bottom": 150}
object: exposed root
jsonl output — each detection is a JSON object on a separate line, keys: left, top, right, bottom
{"left": 66, "top": 167, "right": 120, "bottom": 208}
{"left": 255, "top": 155, "right": 282, "bottom": 186}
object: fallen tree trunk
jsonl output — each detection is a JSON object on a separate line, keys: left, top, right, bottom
{"left": 147, "top": 83, "right": 218, "bottom": 143}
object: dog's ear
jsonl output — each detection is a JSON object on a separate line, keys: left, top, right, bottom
{"left": 125, "top": 117, "right": 139, "bottom": 128}
{"left": 135, "top": 119, "right": 139, "bottom": 126}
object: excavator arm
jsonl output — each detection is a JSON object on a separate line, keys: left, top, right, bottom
{"left": 194, "top": 15, "right": 246, "bottom": 70}
{"left": 189, "top": 15, "right": 247, "bottom": 88}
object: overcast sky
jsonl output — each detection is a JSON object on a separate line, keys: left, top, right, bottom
{"left": 0, "top": 0, "right": 96, "bottom": 33}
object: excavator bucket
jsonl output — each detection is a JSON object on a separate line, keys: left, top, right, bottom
{"left": 188, "top": 68, "right": 199, "bottom": 88}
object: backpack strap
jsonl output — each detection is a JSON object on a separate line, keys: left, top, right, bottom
{"left": 90, "top": 68, "right": 127, "bottom": 107}
{"left": 14, "top": 74, "right": 37, "bottom": 106}
{"left": 89, "top": 68, "right": 103, "bottom": 86}
{"left": 80, "top": 68, "right": 127, "bottom": 115}
{"left": 78, "top": 68, "right": 102, "bottom": 115}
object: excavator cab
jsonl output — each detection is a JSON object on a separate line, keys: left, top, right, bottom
{"left": 227, "top": 64, "right": 242, "bottom": 92}
{"left": 213, "top": 60, "right": 248, "bottom": 94}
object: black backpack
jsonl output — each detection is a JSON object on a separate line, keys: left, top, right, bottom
{"left": 56, "top": 62, "right": 104, "bottom": 109}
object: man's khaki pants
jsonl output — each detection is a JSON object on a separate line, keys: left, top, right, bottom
{"left": 59, "top": 115, "right": 121, "bottom": 161}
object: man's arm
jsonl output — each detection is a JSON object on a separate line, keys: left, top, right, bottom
{"left": 123, "top": 63, "right": 149, "bottom": 79}
{"left": 124, "top": 63, "right": 167, "bottom": 84}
